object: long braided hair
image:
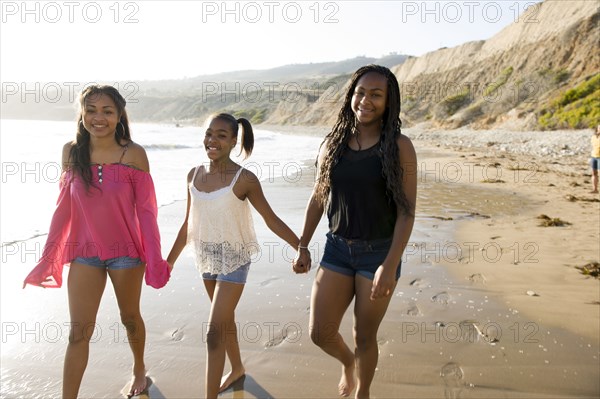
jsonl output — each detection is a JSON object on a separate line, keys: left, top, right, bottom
{"left": 68, "top": 85, "right": 131, "bottom": 190}
{"left": 314, "top": 65, "right": 412, "bottom": 216}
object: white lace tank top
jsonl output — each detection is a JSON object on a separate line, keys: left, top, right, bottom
{"left": 187, "top": 166, "right": 258, "bottom": 275}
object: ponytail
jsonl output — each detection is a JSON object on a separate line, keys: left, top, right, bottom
{"left": 237, "top": 117, "right": 254, "bottom": 159}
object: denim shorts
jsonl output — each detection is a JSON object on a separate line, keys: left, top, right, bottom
{"left": 202, "top": 262, "right": 250, "bottom": 284}
{"left": 73, "top": 256, "right": 142, "bottom": 270}
{"left": 320, "top": 232, "right": 401, "bottom": 281}
{"left": 591, "top": 157, "right": 600, "bottom": 171}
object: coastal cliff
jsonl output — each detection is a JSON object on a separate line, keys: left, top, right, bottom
{"left": 264, "top": 0, "right": 599, "bottom": 130}
{"left": 2, "top": 1, "right": 597, "bottom": 131}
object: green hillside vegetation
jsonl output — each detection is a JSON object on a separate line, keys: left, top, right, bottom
{"left": 442, "top": 88, "right": 471, "bottom": 116}
{"left": 483, "top": 66, "right": 514, "bottom": 97}
{"left": 538, "top": 73, "right": 600, "bottom": 129}
{"left": 222, "top": 108, "right": 267, "bottom": 124}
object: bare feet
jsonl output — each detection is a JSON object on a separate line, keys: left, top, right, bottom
{"left": 219, "top": 367, "right": 246, "bottom": 393}
{"left": 127, "top": 369, "right": 147, "bottom": 398}
{"left": 338, "top": 363, "right": 356, "bottom": 397}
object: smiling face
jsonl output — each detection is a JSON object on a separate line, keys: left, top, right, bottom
{"left": 204, "top": 117, "right": 237, "bottom": 161}
{"left": 82, "top": 93, "right": 120, "bottom": 139}
{"left": 351, "top": 72, "right": 388, "bottom": 127}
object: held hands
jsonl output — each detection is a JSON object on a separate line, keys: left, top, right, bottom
{"left": 370, "top": 265, "right": 396, "bottom": 300}
{"left": 292, "top": 247, "right": 312, "bottom": 274}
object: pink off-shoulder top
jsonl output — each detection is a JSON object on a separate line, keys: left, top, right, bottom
{"left": 23, "top": 163, "right": 170, "bottom": 289}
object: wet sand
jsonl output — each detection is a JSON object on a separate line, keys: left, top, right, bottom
{"left": 1, "top": 133, "right": 599, "bottom": 398}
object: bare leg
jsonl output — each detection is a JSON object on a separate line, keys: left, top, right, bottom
{"left": 592, "top": 169, "right": 598, "bottom": 193}
{"left": 203, "top": 280, "right": 246, "bottom": 392}
{"left": 204, "top": 281, "right": 245, "bottom": 399}
{"left": 309, "top": 267, "right": 356, "bottom": 397}
{"left": 353, "top": 274, "right": 396, "bottom": 399}
{"left": 108, "top": 264, "right": 146, "bottom": 397}
{"left": 63, "top": 263, "right": 107, "bottom": 399}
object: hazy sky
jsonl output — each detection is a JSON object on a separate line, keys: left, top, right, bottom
{"left": 1, "top": 0, "right": 544, "bottom": 82}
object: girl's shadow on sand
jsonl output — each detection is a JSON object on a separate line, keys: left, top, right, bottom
{"left": 223, "top": 375, "right": 275, "bottom": 398}
{"left": 145, "top": 375, "right": 275, "bottom": 399}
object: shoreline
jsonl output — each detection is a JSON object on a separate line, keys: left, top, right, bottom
{"left": 256, "top": 123, "right": 330, "bottom": 138}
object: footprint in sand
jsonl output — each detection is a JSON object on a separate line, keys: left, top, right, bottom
{"left": 432, "top": 292, "right": 450, "bottom": 305}
{"left": 468, "top": 273, "right": 486, "bottom": 284}
{"left": 259, "top": 277, "right": 281, "bottom": 287}
{"left": 440, "top": 362, "right": 465, "bottom": 399}
{"left": 406, "top": 304, "right": 420, "bottom": 316}
{"left": 264, "top": 327, "right": 289, "bottom": 348}
{"left": 409, "top": 278, "right": 429, "bottom": 288}
{"left": 171, "top": 328, "right": 184, "bottom": 342}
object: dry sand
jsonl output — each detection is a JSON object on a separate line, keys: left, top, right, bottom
{"left": 1, "top": 127, "right": 598, "bottom": 398}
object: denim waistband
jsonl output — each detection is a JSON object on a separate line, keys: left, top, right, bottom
{"left": 327, "top": 232, "right": 392, "bottom": 249}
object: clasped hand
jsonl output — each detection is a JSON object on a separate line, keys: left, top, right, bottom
{"left": 292, "top": 248, "right": 311, "bottom": 274}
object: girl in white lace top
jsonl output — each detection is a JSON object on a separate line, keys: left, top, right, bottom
{"left": 167, "top": 113, "right": 304, "bottom": 399}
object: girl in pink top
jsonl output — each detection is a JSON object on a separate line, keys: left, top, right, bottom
{"left": 23, "top": 85, "right": 170, "bottom": 398}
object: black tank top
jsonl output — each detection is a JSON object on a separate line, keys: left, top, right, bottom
{"left": 327, "top": 142, "right": 397, "bottom": 240}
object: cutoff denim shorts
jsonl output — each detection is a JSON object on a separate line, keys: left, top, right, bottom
{"left": 320, "top": 232, "right": 401, "bottom": 280}
{"left": 74, "top": 256, "right": 142, "bottom": 270}
{"left": 590, "top": 157, "right": 600, "bottom": 171}
{"left": 202, "top": 262, "right": 250, "bottom": 284}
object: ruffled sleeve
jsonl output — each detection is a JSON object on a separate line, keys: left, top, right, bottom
{"left": 132, "top": 169, "right": 171, "bottom": 288}
{"left": 23, "top": 173, "right": 73, "bottom": 288}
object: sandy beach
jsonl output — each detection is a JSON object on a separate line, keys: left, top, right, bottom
{"left": 1, "top": 126, "right": 599, "bottom": 398}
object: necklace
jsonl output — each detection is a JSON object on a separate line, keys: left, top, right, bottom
{"left": 352, "top": 128, "right": 362, "bottom": 151}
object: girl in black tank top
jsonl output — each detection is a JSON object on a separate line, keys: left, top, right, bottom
{"left": 293, "top": 65, "right": 417, "bottom": 398}
{"left": 328, "top": 141, "right": 397, "bottom": 240}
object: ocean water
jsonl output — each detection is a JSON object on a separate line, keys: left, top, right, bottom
{"left": 0, "top": 119, "right": 324, "bottom": 245}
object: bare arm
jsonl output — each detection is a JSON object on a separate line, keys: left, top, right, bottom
{"left": 166, "top": 167, "right": 195, "bottom": 270}
{"left": 297, "top": 193, "right": 325, "bottom": 248}
{"left": 293, "top": 142, "right": 329, "bottom": 272}
{"left": 371, "top": 134, "right": 417, "bottom": 300}
{"left": 244, "top": 170, "right": 300, "bottom": 250}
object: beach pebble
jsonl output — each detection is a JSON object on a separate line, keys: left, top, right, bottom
{"left": 526, "top": 290, "right": 540, "bottom": 297}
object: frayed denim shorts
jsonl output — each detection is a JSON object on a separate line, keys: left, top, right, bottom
{"left": 320, "top": 232, "right": 401, "bottom": 281}
{"left": 202, "top": 262, "right": 250, "bottom": 284}
{"left": 73, "top": 256, "right": 142, "bottom": 270}
{"left": 591, "top": 157, "right": 600, "bottom": 171}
